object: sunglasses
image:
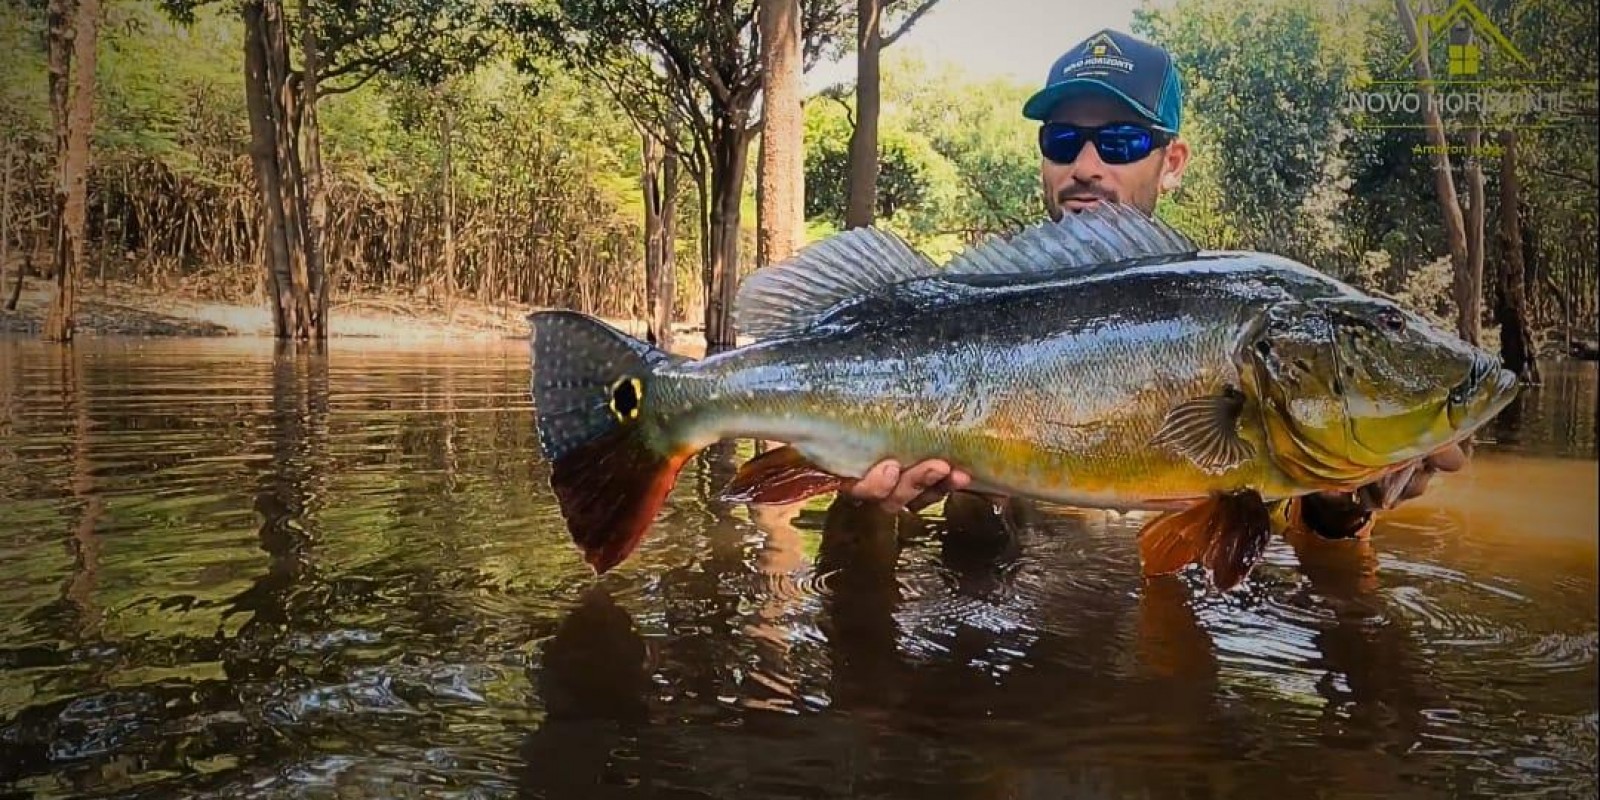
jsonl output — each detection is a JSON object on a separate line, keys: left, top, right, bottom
{"left": 1038, "top": 122, "right": 1172, "bottom": 165}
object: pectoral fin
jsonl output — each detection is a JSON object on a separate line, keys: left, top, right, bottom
{"left": 1138, "top": 491, "right": 1273, "bottom": 592}
{"left": 720, "top": 445, "right": 847, "bottom": 505}
{"left": 1151, "top": 388, "right": 1255, "bottom": 473}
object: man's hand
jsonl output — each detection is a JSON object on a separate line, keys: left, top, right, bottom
{"left": 1299, "top": 443, "right": 1469, "bottom": 538}
{"left": 1348, "top": 442, "right": 1468, "bottom": 512}
{"left": 845, "top": 459, "right": 972, "bottom": 513}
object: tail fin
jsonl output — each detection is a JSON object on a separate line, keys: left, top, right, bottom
{"left": 529, "top": 310, "right": 692, "bottom": 573}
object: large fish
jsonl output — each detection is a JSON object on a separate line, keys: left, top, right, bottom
{"left": 527, "top": 204, "right": 1519, "bottom": 587}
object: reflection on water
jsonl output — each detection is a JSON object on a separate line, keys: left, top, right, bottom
{"left": 0, "top": 338, "right": 1595, "bottom": 799}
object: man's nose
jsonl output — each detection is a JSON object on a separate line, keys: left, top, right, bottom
{"left": 1069, "top": 142, "right": 1106, "bottom": 183}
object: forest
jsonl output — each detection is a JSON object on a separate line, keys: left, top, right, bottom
{"left": 0, "top": 0, "right": 1595, "bottom": 377}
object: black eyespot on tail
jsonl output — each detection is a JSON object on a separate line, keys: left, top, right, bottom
{"left": 529, "top": 311, "right": 696, "bottom": 573}
{"left": 610, "top": 377, "right": 642, "bottom": 420}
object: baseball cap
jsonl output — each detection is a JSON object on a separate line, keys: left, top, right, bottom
{"left": 1022, "top": 28, "right": 1183, "bottom": 134}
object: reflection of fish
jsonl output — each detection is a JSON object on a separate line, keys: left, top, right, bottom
{"left": 528, "top": 204, "right": 1519, "bottom": 587}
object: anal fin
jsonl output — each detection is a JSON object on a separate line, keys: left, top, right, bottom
{"left": 720, "top": 445, "right": 848, "bottom": 505}
{"left": 1138, "top": 491, "right": 1273, "bottom": 592}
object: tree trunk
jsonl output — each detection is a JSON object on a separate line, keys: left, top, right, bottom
{"left": 704, "top": 118, "right": 752, "bottom": 355}
{"left": 641, "top": 127, "right": 679, "bottom": 351}
{"left": 1462, "top": 125, "right": 1485, "bottom": 345}
{"left": 440, "top": 93, "right": 456, "bottom": 302}
{"left": 758, "top": 0, "right": 805, "bottom": 266}
{"left": 267, "top": 1, "right": 314, "bottom": 341}
{"left": 660, "top": 138, "right": 678, "bottom": 349}
{"left": 44, "top": 0, "right": 99, "bottom": 343}
{"left": 1395, "top": 0, "right": 1470, "bottom": 330}
{"left": 242, "top": 0, "right": 319, "bottom": 342}
{"left": 46, "top": 0, "right": 69, "bottom": 286}
{"left": 2, "top": 146, "right": 13, "bottom": 308}
{"left": 300, "top": 1, "right": 327, "bottom": 339}
{"left": 1494, "top": 129, "right": 1538, "bottom": 383}
{"left": 1521, "top": 199, "right": 1539, "bottom": 326}
{"left": 845, "top": 0, "right": 881, "bottom": 229}
{"left": 243, "top": 0, "right": 295, "bottom": 338}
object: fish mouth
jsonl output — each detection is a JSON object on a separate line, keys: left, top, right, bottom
{"left": 1447, "top": 353, "right": 1520, "bottom": 433}
{"left": 1451, "top": 353, "right": 1516, "bottom": 407}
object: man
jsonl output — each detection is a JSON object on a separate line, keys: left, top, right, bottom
{"left": 843, "top": 28, "right": 1466, "bottom": 541}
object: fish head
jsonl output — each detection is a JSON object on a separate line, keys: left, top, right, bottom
{"left": 1321, "top": 295, "right": 1519, "bottom": 465}
{"left": 1242, "top": 296, "right": 1519, "bottom": 487}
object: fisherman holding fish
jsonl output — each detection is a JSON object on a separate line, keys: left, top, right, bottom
{"left": 842, "top": 28, "right": 1470, "bottom": 543}
{"left": 528, "top": 29, "right": 1516, "bottom": 590}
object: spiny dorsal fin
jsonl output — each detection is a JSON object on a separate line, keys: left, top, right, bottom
{"left": 943, "top": 202, "right": 1197, "bottom": 279}
{"left": 732, "top": 203, "right": 1197, "bottom": 342}
{"left": 733, "top": 226, "right": 938, "bottom": 341}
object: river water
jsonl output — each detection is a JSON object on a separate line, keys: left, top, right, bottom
{"left": 0, "top": 338, "right": 1595, "bottom": 799}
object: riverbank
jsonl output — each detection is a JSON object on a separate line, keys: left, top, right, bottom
{"left": 0, "top": 275, "right": 717, "bottom": 357}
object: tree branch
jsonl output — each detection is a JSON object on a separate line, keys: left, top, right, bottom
{"left": 1530, "top": 163, "right": 1599, "bottom": 190}
{"left": 320, "top": 67, "right": 385, "bottom": 98}
{"left": 882, "top": 0, "right": 940, "bottom": 48}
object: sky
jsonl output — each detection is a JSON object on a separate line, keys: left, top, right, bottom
{"left": 803, "top": 0, "right": 1153, "bottom": 93}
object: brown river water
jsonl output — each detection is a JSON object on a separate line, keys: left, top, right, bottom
{"left": 0, "top": 337, "right": 1595, "bottom": 799}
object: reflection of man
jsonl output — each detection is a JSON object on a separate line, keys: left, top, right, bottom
{"left": 843, "top": 28, "right": 1466, "bottom": 541}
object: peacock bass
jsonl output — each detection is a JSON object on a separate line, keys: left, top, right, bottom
{"left": 527, "top": 203, "right": 1519, "bottom": 588}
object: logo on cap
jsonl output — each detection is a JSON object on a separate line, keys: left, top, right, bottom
{"left": 1086, "top": 32, "right": 1123, "bottom": 58}
{"left": 1062, "top": 32, "right": 1135, "bottom": 77}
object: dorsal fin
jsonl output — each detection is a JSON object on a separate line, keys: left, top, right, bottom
{"left": 942, "top": 202, "right": 1197, "bottom": 279}
{"left": 731, "top": 203, "right": 1198, "bottom": 341}
{"left": 733, "top": 226, "right": 938, "bottom": 341}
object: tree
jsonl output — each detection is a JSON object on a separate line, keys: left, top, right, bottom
{"left": 515, "top": 0, "right": 851, "bottom": 354}
{"left": 843, "top": 0, "right": 940, "bottom": 229}
{"left": 161, "top": 0, "right": 496, "bottom": 342}
{"left": 1393, "top": 0, "right": 1473, "bottom": 342}
{"left": 804, "top": 91, "right": 964, "bottom": 251}
{"left": 1494, "top": 130, "right": 1538, "bottom": 382}
{"left": 641, "top": 121, "right": 681, "bottom": 350}
{"left": 1135, "top": 0, "right": 1352, "bottom": 259}
{"left": 42, "top": 0, "right": 101, "bottom": 342}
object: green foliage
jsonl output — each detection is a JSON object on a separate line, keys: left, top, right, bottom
{"left": 1135, "top": 0, "right": 1353, "bottom": 260}
{"left": 878, "top": 52, "right": 1043, "bottom": 237}
{"left": 802, "top": 51, "right": 1042, "bottom": 260}
{"left": 802, "top": 94, "right": 962, "bottom": 254}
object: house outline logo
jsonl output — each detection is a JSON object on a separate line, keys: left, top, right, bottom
{"left": 1084, "top": 32, "right": 1122, "bottom": 59}
{"left": 1062, "top": 32, "right": 1134, "bottom": 78}
{"left": 1394, "top": 0, "right": 1534, "bottom": 77}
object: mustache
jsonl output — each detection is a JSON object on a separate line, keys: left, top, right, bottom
{"left": 1057, "top": 184, "right": 1118, "bottom": 204}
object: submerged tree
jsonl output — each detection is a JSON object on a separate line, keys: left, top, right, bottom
{"left": 42, "top": 0, "right": 101, "bottom": 342}
{"left": 159, "top": 0, "right": 496, "bottom": 342}
{"left": 513, "top": 0, "right": 851, "bottom": 354}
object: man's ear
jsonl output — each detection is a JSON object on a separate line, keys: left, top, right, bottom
{"left": 1160, "top": 137, "right": 1191, "bottom": 191}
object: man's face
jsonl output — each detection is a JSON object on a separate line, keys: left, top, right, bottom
{"left": 1039, "top": 93, "right": 1190, "bottom": 220}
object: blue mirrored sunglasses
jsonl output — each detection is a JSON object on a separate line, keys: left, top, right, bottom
{"left": 1038, "top": 122, "right": 1172, "bottom": 165}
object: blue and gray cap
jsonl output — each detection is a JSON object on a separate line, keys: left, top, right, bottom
{"left": 1022, "top": 28, "right": 1183, "bottom": 134}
